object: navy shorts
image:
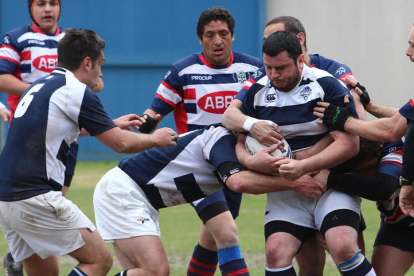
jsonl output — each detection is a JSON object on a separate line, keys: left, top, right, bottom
{"left": 374, "top": 223, "right": 414, "bottom": 252}
{"left": 191, "top": 186, "right": 242, "bottom": 223}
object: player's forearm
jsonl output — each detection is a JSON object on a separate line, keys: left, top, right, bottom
{"left": 226, "top": 171, "right": 293, "bottom": 195}
{"left": 0, "top": 74, "right": 30, "bottom": 96}
{"left": 345, "top": 114, "right": 406, "bottom": 142}
{"left": 222, "top": 99, "right": 249, "bottom": 132}
{"left": 300, "top": 133, "right": 359, "bottom": 173}
{"left": 365, "top": 102, "right": 398, "bottom": 118}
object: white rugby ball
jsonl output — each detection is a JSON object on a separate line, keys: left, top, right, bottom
{"left": 245, "top": 133, "right": 292, "bottom": 158}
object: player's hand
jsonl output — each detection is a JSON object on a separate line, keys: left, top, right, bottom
{"left": 315, "top": 232, "right": 328, "bottom": 251}
{"left": 114, "top": 114, "right": 145, "bottom": 131}
{"left": 246, "top": 144, "right": 285, "bottom": 175}
{"left": 250, "top": 121, "right": 282, "bottom": 146}
{"left": 291, "top": 174, "right": 324, "bottom": 198}
{"left": 343, "top": 76, "right": 371, "bottom": 109}
{"left": 139, "top": 114, "right": 161, "bottom": 133}
{"left": 0, "top": 107, "right": 11, "bottom": 121}
{"left": 312, "top": 170, "right": 329, "bottom": 192}
{"left": 313, "top": 95, "right": 353, "bottom": 131}
{"left": 151, "top": 127, "right": 178, "bottom": 148}
{"left": 399, "top": 185, "right": 414, "bottom": 218}
{"left": 277, "top": 159, "right": 307, "bottom": 181}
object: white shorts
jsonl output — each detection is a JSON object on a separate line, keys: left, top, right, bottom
{"left": 93, "top": 167, "right": 160, "bottom": 242}
{"left": 0, "top": 191, "right": 95, "bottom": 262}
{"left": 265, "top": 189, "right": 361, "bottom": 230}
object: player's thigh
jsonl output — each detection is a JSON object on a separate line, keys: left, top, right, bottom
{"left": 204, "top": 210, "right": 238, "bottom": 248}
{"left": 114, "top": 236, "right": 168, "bottom": 271}
{"left": 372, "top": 245, "right": 414, "bottom": 276}
{"left": 22, "top": 255, "right": 58, "bottom": 276}
{"left": 67, "top": 228, "right": 112, "bottom": 265}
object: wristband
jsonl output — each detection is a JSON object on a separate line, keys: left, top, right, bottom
{"left": 400, "top": 176, "right": 414, "bottom": 186}
{"left": 242, "top": 117, "right": 274, "bottom": 132}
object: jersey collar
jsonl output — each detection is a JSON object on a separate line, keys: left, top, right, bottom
{"left": 30, "top": 25, "right": 61, "bottom": 36}
{"left": 199, "top": 52, "right": 234, "bottom": 69}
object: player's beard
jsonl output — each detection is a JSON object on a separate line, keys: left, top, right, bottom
{"left": 272, "top": 66, "right": 301, "bottom": 92}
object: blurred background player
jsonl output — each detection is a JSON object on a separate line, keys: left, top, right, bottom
{"left": 139, "top": 7, "right": 263, "bottom": 276}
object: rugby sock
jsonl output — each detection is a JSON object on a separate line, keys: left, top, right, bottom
{"left": 218, "top": 245, "right": 250, "bottom": 276}
{"left": 68, "top": 267, "right": 87, "bottom": 276}
{"left": 265, "top": 265, "right": 296, "bottom": 275}
{"left": 187, "top": 244, "right": 218, "bottom": 276}
{"left": 114, "top": 270, "right": 128, "bottom": 276}
{"left": 339, "top": 251, "right": 376, "bottom": 276}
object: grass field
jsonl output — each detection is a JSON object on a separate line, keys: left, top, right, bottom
{"left": 0, "top": 161, "right": 413, "bottom": 275}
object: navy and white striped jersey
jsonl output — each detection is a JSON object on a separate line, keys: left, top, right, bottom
{"left": 377, "top": 138, "right": 414, "bottom": 227}
{"left": 399, "top": 97, "right": 414, "bottom": 120}
{"left": 149, "top": 52, "right": 262, "bottom": 134}
{"left": 0, "top": 68, "right": 116, "bottom": 201}
{"left": 241, "top": 65, "right": 356, "bottom": 152}
{"left": 118, "top": 125, "right": 243, "bottom": 209}
{"left": 0, "top": 25, "right": 66, "bottom": 117}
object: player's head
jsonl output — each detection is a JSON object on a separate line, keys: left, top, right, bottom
{"left": 197, "top": 6, "right": 235, "bottom": 66}
{"left": 57, "top": 29, "right": 106, "bottom": 90}
{"left": 264, "top": 16, "right": 307, "bottom": 51}
{"left": 262, "top": 31, "right": 303, "bottom": 92}
{"left": 406, "top": 25, "right": 414, "bottom": 62}
{"left": 28, "top": 0, "right": 61, "bottom": 33}
{"left": 336, "top": 137, "right": 382, "bottom": 175}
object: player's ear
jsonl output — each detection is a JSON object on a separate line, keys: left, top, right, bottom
{"left": 296, "top": 32, "right": 305, "bottom": 47}
{"left": 83, "top": 57, "right": 92, "bottom": 72}
{"left": 198, "top": 36, "right": 203, "bottom": 46}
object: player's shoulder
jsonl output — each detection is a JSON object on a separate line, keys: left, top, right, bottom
{"left": 309, "top": 53, "right": 352, "bottom": 77}
{"left": 1, "top": 25, "right": 31, "bottom": 44}
{"left": 232, "top": 51, "right": 263, "bottom": 67}
{"left": 171, "top": 53, "right": 203, "bottom": 71}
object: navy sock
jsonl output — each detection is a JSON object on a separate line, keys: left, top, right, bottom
{"left": 114, "top": 270, "right": 128, "bottom": 276}
{"left": 187, "top": 244, "right": 218, "bottom": 276}
{"left": 68, "top": 267, "right": 87, "bottom": 276}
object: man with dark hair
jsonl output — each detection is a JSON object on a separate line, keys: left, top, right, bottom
{"left": 139, "top": 6, "right": 263, "bottom": 276}
{"left": 227, "top": 31, "right": 374, "bottom": 275}
{"left": 0, "top": 28, "right": 177, "bottom": 276}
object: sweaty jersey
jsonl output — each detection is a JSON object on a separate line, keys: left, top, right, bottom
{"left": 118, "top": 125, "right": 244, "bottom": 209}
{"left": 241, "top": 65, "right": 356, "bottom": 151}
{"left": 377, "top": 138, "right": 414, "bottom": 227}
{"left": 149, "top": 51, "right": 263, "bottom": 134}
{"left": 0, "top": 25, "right": 65, "bottom": 118}
{"left": 0, "top": 68, "right": 116, "bottom": 201}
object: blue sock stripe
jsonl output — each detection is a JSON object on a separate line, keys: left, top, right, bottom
{"left": 339, "top": 251, "right": 363, "bottom": 271}
{"left": 217, "top": 245, "right": 243, "bottom": 266}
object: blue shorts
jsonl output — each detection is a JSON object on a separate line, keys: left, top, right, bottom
{"left": 191, "top": 186, "right": 242, "bottom": 223}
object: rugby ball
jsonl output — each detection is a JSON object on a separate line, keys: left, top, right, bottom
{"left": 245, "top": 133, "right": 292, "bottom": 158}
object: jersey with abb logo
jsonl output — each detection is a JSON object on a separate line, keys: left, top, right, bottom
{"left": 376, "top": 138, "right": 414, "bottom": 227}
{"left": 149, "top": 51, "right": 262, "bottom": 134}
{"left": 0, "top": 25, "right": 65, "bottom": 118}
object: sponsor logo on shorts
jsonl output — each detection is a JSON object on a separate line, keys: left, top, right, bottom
{"left": 136, "top": 218, "right": 150, "bottom": 224}
{"left": 299, "top": 86, "right": 312, "bottom": 100}
{"left": 198, "top": 91, "right": 238, "bottom": 114}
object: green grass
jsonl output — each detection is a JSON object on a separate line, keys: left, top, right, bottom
{"left": 0, "top": 161, "right": 413, "bottom": 275}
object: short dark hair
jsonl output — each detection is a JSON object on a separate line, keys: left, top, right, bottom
{"left": 262, "top": 31, "right": 302, "bottom": 62}
{"left": 266, "top": 16, "right": 307, "bottom": 50}
{"left": 57, "top": 28, "right": 105, "bottom": 71}
{"left": 197, "top": 6, "right": 235, "bottom": 39}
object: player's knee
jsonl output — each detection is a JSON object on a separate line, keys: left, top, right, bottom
{"left": 95, "top": 250, "right": 113, "bottom": 273}
{"left": 147, "top": 262, "right": 170, "bottom": 276}
{"left": 266, "top": 237, "right": 296, "bottom": 267}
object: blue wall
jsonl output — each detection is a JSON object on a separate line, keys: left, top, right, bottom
{"left": 0, "top": 0, "right": 265, "bottom": 160}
